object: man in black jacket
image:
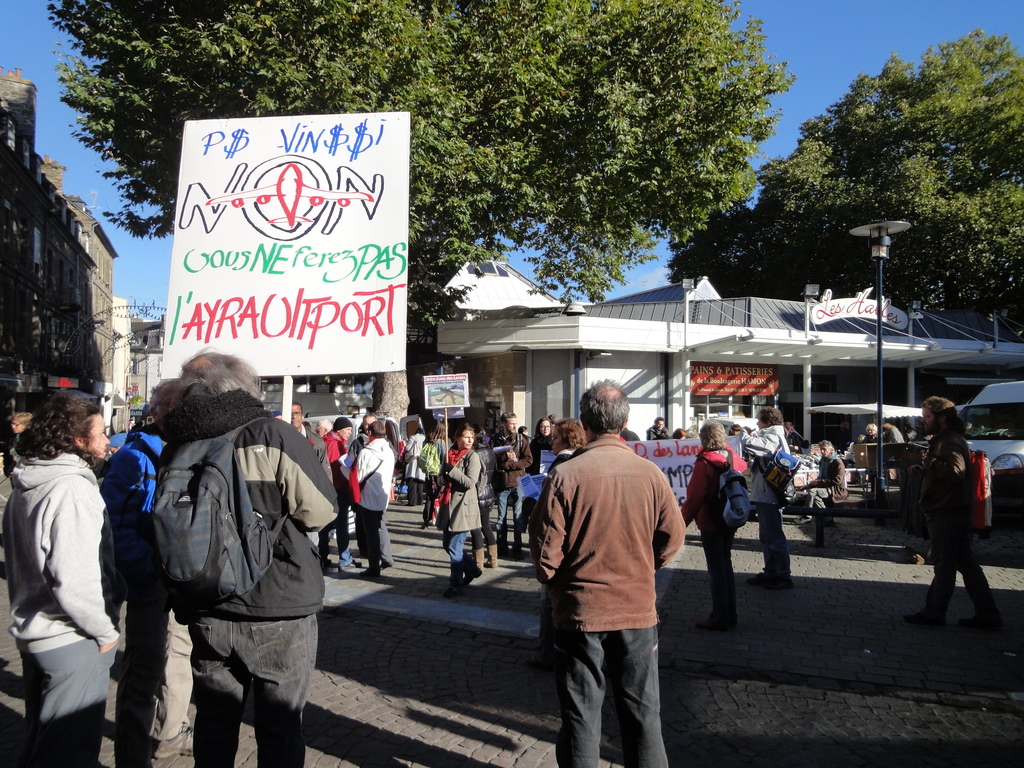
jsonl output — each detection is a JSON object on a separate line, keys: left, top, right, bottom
{"left": 160, "top": 351, "right": 337, "bottom": 767}
{"left": 904, "top": 397, "right": 1001, "bottom": 630}
{"left": 492, "top": 412, "right": 533, "bottom": 560}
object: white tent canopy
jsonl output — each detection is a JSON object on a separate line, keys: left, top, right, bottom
{"left": 806, "top": 403, "right": 922, "bottom": 418}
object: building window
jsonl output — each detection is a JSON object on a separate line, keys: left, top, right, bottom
{"left": 792, "top": 374, "right": 838, "bottom": 394}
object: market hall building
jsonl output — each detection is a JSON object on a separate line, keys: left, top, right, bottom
{"left": 418, "top": 264, "right": 1024, "bottom": 445}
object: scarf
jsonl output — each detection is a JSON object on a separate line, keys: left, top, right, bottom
{"left": 438, "top": 445, "right": 470, "bottom": 508}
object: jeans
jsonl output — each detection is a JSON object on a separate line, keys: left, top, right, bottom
{"left": 922, "top": 513, "right": 1001, "bottom": 622}
{"left": 354, "top": 504, "right": 392, "bottom": 574}
{"left": 20, "top": 639, "right": 117, "bottom": 768}
{"left": 496, "top": 487, "right": 524, "bottom": 553}
{"left": 189, "top": 613, "right": 317, "bottom": 768}
{"left": 536, "top": 586, "right": 555, "bottom": 666}
{"left": 754, "top": 502, "right": 791, "bottom": 580}
{"left": 699, "top": 528, "right": 737, "bottom": 628}
{"left": 318, "top": 491, "right": 353, "bottom": 567}
{"left": 554, "top": 625, "right": 667, "bottom": 768}
{"left": 442, "top": 530, "right": 479, "bottom": 591}
{"left": 115, "top": 581, "right": 193, "bottom": 766}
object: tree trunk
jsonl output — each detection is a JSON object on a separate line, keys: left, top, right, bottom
{"left": 374, "top": 370, "right": 410, "bottom": 419}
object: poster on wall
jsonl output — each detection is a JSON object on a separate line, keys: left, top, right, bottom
{"left": 163, "top": 112, "right": 411, "bottom": 376}
{"left": 690, "top": 363, "right": 778, "bottom": 397}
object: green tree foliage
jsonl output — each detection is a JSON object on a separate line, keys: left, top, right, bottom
{"left": 669, "top": 31, "right": 1024, "bottom": 316}
{"left": 51, "top": 0, "right": 790, "bottom": 323}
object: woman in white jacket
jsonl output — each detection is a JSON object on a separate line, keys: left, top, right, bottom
{"left": 342, "top": 420, "right": 395, "bottom": 578}
{"left": 3, "top": 392, "right": 125, "bottom": 766}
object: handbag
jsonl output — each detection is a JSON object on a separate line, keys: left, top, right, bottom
{"left": 760, "top": 446, "right": 799, "bottom": 504}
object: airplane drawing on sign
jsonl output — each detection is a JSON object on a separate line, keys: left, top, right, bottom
{"left": 204, "top": 161, "right": 374, "bottom": 228}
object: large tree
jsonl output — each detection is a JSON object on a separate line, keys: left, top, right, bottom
{"left": 53, "top": 0, "right": 789, "bottom": 318}
{"left": 669, "top": 31, "right": 1024, "bottom": 316}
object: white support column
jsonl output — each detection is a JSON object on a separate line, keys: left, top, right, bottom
{"left": 681, "top": 352, "right": 692, "bottom": 433}
{"left": 803, "top": 361, "right": 813, "bottom": 442}
{"left": 907, "top": 366, "right": 916, "bottom": 407}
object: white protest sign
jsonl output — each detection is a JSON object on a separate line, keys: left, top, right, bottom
{"left": 423, "top": 373, "right": 470, "bottom": 409}
{"left": 164, "top": 112, "right": 410, "bottom": 376}
{"left": 628, "top": 437, "right": 744, "bottom": 506}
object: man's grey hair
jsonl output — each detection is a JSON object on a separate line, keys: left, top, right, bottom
{"left": 579, "top": 380, "right": 629, "bottom": 435}
{"left": 178, "top": 349, "right": 261, "bottom": 398}
{"left": 819, "top": 440, "right": 834, "bottom": 452}
{"left": 317, "top": 419, "right": 333, "bottom": 431}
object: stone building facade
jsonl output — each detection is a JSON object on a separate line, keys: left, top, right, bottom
{"left": 0, "top": 68, "right": 119, "bottom": 427}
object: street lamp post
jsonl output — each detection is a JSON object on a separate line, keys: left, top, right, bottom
{"left": 849, "top": 220, "right": 911, "bottom": 508}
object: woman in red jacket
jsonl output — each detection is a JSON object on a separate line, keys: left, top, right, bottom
{"left": 681, "top": 421, "right": 748, "bottom": 631}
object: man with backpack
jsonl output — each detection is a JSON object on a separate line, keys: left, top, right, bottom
{"left": 741, "top": 407, "right": 795, "bottom": 590}
{"left": 102, "top": 379, "right": 195, "bottom": 764}
{"left": 158, "top": 351, "right": 337, "bottom": 767}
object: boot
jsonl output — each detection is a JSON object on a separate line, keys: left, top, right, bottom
{"left": 485, "top": 545, "right": 499, "bottom": 569}
{"left": 463, "top": 554, "right": 483, "bottom": 586}
{"left": 474, "top": 548, "right": 486, "bottom": 572}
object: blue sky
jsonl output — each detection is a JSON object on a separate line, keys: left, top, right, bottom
{"left": 2, "top": 0, "right": 1022, "bottom": 308}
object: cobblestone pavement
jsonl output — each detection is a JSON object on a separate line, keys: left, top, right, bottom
{"left": 1, "top": 475, "right": 1022, "bottom": 766}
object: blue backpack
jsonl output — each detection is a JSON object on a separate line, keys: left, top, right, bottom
{"left": 701, "top": 452, "right": 751, "bottom": 528}
{"left": 153, "top": 420, "right": 285, "bottom": 605}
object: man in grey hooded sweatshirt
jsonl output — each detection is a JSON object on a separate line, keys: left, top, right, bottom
{"left": 741, "top": 406, "right": 794, "bottom": 589}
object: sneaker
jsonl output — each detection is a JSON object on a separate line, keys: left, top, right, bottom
{"left": 442, "top": 587, "right": 462, "bottom": 598}
{"left": 153, "top": 725, "right": 194, "bottom": 759}
{"left": 794, "top": 515, "right": 812, "bottom": 524}
{"left": 904, "top": 612, "right": 945, "bottom": 626}
{"left": 746, "top": 573, "right": 778, "bottom": 586}
{"left": 958, "top": 616, "right": 1002, "bottom": 630}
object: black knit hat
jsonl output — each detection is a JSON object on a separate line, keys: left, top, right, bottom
{"left": 333, "top": 416, "right": 355, "bottom": 431}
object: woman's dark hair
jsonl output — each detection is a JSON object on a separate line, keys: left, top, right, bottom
{"left": 757, "top": 407, "right": 783, "bottom": 427}
{"left": 16, "top": 392, "right": 101, "bottom": 464}
{"left": 455, "top": 422, "right": 477, "bottom": 439}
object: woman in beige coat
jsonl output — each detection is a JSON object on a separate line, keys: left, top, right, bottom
{"left": 437, "top": 423, "right": 483, "bottom": 598}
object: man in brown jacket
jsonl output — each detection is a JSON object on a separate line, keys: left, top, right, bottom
{"left": 493, "top": 411, "right": 533, "bottom": 560}
{"left": 529, "top": 380, "right": 685, "bottom": 768}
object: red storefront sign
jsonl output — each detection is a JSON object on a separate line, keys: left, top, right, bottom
{"left": 690, "top": 363, "right": 778, "bottom": 396}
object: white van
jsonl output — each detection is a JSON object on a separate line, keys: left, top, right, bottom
{"left": 960, "top": 381, "right": 1024, "bottom": 511}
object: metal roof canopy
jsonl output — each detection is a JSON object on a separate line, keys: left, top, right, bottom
{"left": 806, "top": 403, "right": 923, "bottom": 418}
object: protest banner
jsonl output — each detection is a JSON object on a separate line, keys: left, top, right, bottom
{"left": 164, "top": 112, "right": 410, "bottom": 376}
{"left": 629, "top": 437, "right": 745, "bottom": 506}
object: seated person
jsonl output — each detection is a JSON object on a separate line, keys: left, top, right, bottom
{"left": 802, "top": 441, "right": 850, "bottom": 518}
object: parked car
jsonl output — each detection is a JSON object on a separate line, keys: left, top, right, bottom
{"left": 960, "top": 381, "right": 1024, "bottom": 512}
